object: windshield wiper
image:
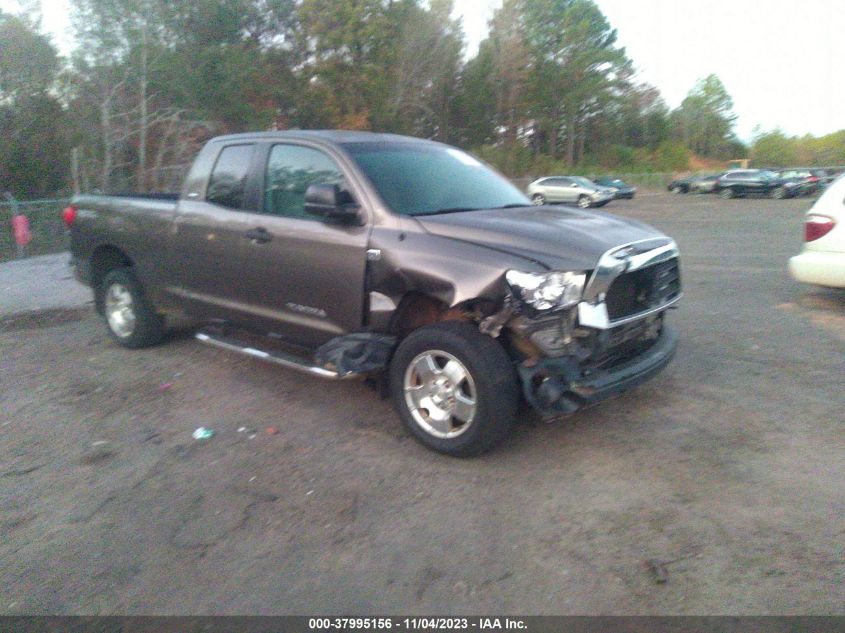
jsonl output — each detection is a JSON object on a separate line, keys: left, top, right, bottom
{"left": 416, "top": 203, "right": 530, "bottom": 216}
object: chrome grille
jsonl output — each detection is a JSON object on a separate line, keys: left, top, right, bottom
{"left": 605, "top": 257, "right": 681, "bottom": 321}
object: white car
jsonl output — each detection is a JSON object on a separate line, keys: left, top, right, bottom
{"left": 788, "top": 173, "right": 845, "bottom": 288}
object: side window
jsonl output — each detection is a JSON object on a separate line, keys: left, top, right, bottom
{"left": 206, "top": 144, "right": 255, "bottom": 209}
{"left": 554, "top": 178, "right": 572, "bottom": 187}
{"left": 265, "top": 144, "right": 347, "bottom": 219}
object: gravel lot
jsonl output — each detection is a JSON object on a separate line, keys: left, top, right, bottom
{"left": 1, "top": 191, "right": 843, "bottom": 614}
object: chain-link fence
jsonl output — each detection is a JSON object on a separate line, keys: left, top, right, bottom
{"left": 3, "top": 165, "right": 842, "bottom": 263}
{"left": 0, "top": 198, "right": 71, "bottom": 263}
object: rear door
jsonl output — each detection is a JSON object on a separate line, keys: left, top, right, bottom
{"left": 746, "top": 172, "right": 766, "bottom": 195}
{"left": 166, "top": 142, "right": 261, "bottom": 321}
{"left": 230, "top": 142, "right": 370, "bottom": 347}
{"left": 552, "top": 177, "right": 576, "bottom": 202}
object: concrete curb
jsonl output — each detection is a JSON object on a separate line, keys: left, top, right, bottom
{"left": 0, "top": 252, "right": 92, "bottom": 318}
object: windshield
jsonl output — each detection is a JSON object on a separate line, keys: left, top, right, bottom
{"left": 343, "top": 142, "right": 530, "bottom": 216}
{"left": 571, "top": 176, "right": 597, "bottom": 188}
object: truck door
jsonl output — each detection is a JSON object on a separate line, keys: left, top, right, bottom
{"left": 231, "top": 142, "right": 369, "bottom": 347}
{"left": 166, "top": 142, "right": 263, "bottom": 322}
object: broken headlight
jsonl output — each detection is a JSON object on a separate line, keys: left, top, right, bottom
{"left": 505, "top": 270, "right": 586, "bottom": 312}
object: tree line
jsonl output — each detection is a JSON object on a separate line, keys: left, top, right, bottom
{"left": 0, "top": 0, "right": 840, "bottom": 199}
{"left": 750, "top": 129, "right": 845, "bottom": 169}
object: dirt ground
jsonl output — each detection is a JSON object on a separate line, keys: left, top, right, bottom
{"left": 1, "top": 191, "right": 843, "bottom": 614}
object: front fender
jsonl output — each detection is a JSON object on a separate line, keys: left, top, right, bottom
{"left": 366, "top": 223, "right": 545, "bottom": 331}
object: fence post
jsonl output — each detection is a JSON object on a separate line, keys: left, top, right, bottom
{"left": 71, "top": 147, "right": 81, "bottom": 196}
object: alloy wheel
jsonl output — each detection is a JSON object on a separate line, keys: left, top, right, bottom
{"left": 105, "top": 283, "right": 136, "bottom": 338}
{"left": 403, "top": 350, "right": 477, "bottom": 439}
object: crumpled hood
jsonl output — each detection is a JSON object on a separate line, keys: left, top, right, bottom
{"left": 416, "top": 205, "right": 668, "bottom": 271}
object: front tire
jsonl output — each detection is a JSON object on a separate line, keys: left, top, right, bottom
{"left": 389, "top": 321, "right": 519, "bottom": 457}
{"left": 719, "top": 187, "right": 733, "bottom": 199}
{"left": 577, "top": 195, "right": 592, "bottom": 209}
{"left": 101, "top": 268, "right": 164, "bottom": 348}
{"left": 770, "top": 186, "right": 786, "bottom": 199}
{"left": 531, "top": 193, "right": 546, "bottom": 205}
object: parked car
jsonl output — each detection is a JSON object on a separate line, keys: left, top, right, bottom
{"left": 773, "top": 169, "right": 819, "bottom": 196}
{"left": 810, "top": 168, "right": 835, "bottom": 189}
{"left": 688, "top": 173, "right": 723, "bottom": 193}
{"left": 65, "top": 131, "right": 682, "bottom": 456}
{"left": 667, "top": 176, "right": 695, "bottom": 194}
{"left": 527, "top": 176, "right": 615, "bottom": 208}
{"left": 592, "top": 176, "right": 636, "bottom": 199}
{"left": 713, "top": 169, "right": 802, "bottom": 199}
{"left": 789, "top": 173, "right": 845, "bottom": 288}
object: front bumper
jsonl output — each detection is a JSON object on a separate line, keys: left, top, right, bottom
{"left": 613, "top": 188, "right": 636, "bottom": 199}
{"left": 591, "top": 193, "right": 614, "bottom": 204}
{"left": 518, "top": 324, "right": 678, "bottom": 415}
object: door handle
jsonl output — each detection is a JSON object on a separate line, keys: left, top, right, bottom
{"left": 245, "top": 227, "right": 272, "bottom": 244}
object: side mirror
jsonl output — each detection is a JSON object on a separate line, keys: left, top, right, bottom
{"left": 304, "top": 184, "right": 361, "bottom": 224}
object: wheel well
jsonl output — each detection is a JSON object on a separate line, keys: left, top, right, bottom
{"left": 389, "top": 293, "right": 478, "bottom": 340}
{"left": 90, "top": 246, "right": 133, "bottom": 313}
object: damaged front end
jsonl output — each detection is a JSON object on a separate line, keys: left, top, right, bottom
{"left": 486, "top": 238, "right": 682, "bottom": 415}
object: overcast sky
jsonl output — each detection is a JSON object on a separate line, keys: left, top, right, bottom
{"left": 4, "top": 0, "right": 844, "bottom": 142}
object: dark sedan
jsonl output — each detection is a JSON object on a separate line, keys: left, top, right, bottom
{"left": 592, "top": 176, "right": 636, "bottom": 199}
{"left": 714, "top": 169, "right": 802, "bottom": 199}
{"left": 668, "top": 176, "right": 695, "bottom": 194}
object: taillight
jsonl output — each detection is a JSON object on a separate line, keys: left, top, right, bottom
{"left": 805, "top": 214, "right": 835, "bottom": 242}
{"left": 62, "top": 205, "right": 77, "bottom": 227}
{"left": 808, "top": 176, "right": 819, "bottom": 183}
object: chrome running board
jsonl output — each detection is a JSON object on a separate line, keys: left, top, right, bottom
{"left": 195, "top": 329, "right": 356, "bottom": 380}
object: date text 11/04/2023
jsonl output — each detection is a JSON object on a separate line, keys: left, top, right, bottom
{"left": 308, "top": 618, "right": 528, "bottom": 630}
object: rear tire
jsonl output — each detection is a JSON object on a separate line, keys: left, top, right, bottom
{"left": 389, "top": 321, "right": 519, "bottom": 457}
{"left": 101, "top": 268, "right": 165, "bottom": 348}
{"left": 770, "top": 186, "right": 786, "bottom": 200}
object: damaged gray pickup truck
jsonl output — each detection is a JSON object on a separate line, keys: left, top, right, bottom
{"left": 68, "top": 131, "right": 681, "bottom": 456}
